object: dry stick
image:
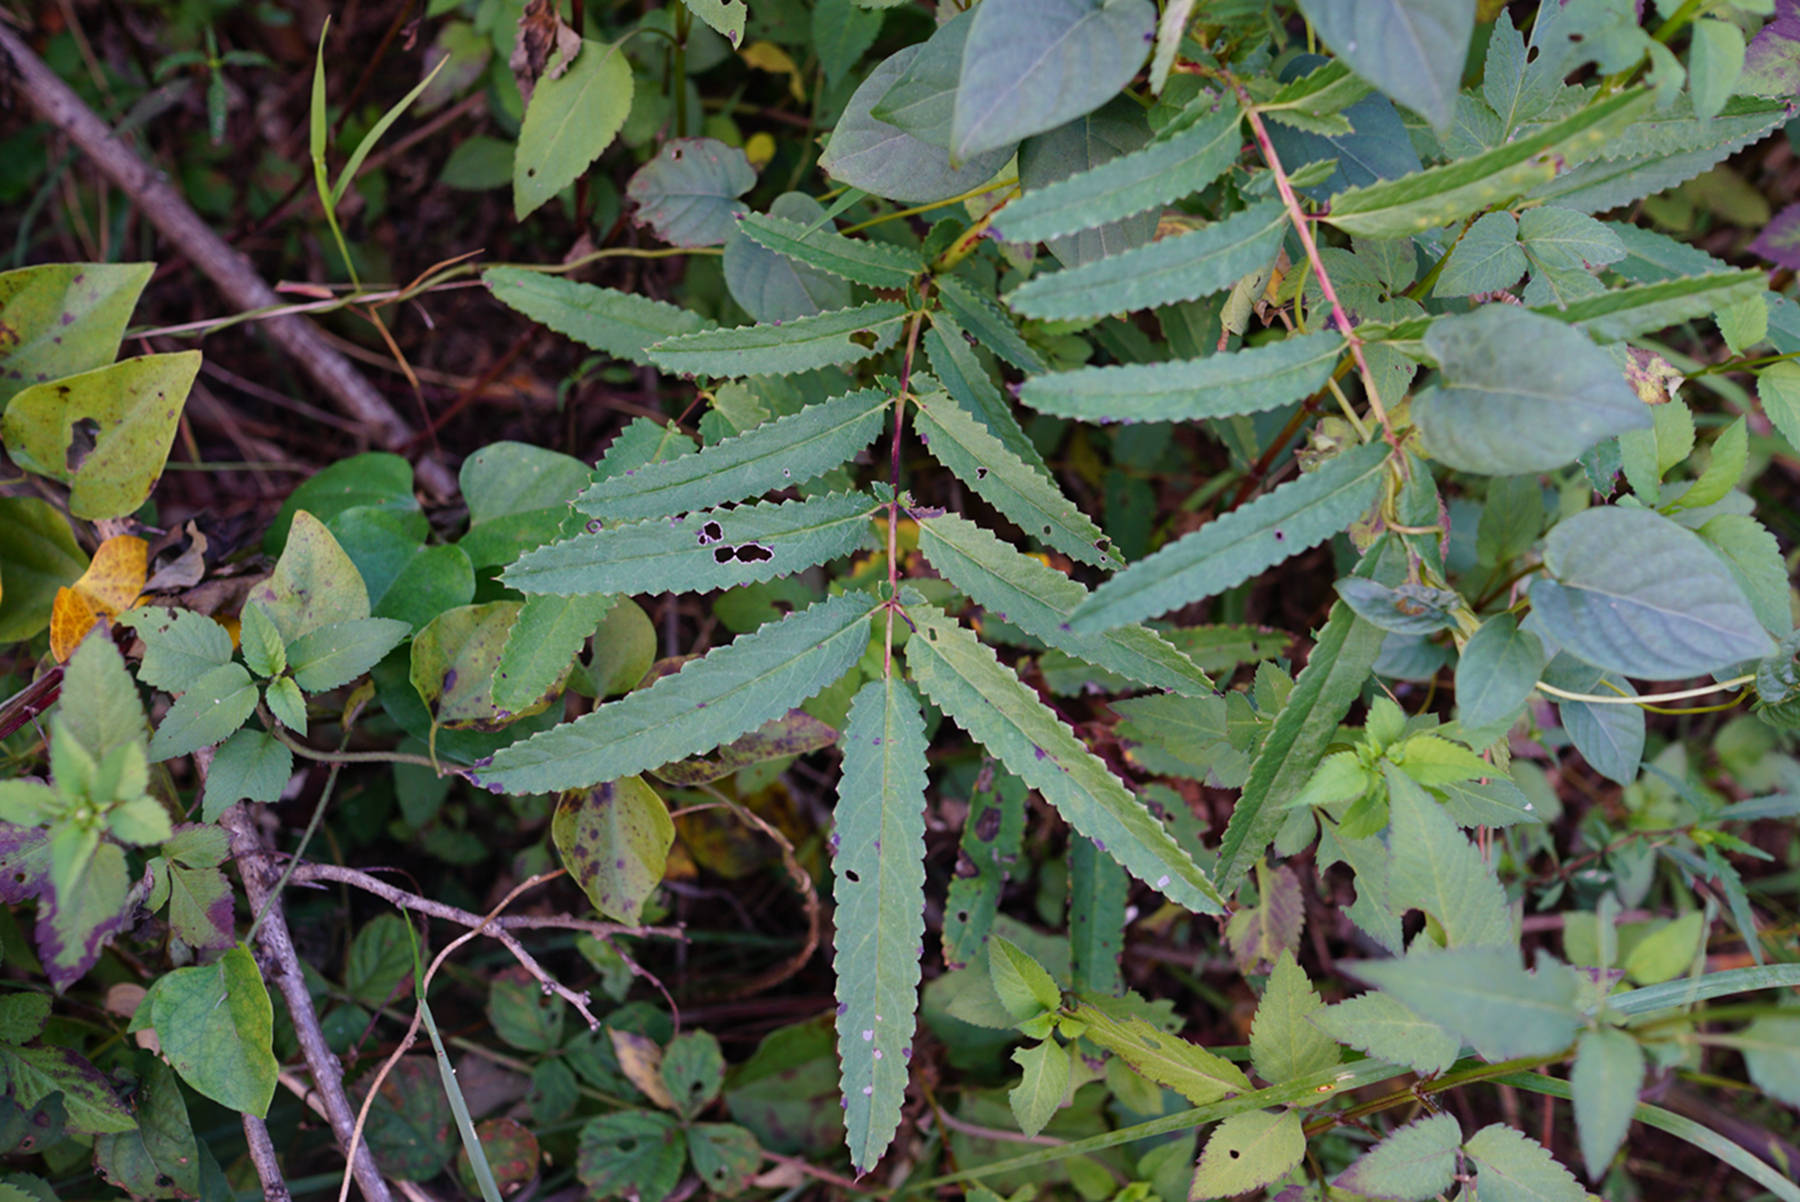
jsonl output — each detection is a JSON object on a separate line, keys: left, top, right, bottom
{"left": 0, "top": 25, "right": 456, "bottom": 497}
{"left": 220, "top": 803, "right": 397, "bottom": 1202}
{"left": 241, "top": 1113, "right": 293, "bottom": 1202}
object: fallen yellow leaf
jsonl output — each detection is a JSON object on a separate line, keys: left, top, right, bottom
{"left": 49, "top": 534, "right": 148, "bottom": 661}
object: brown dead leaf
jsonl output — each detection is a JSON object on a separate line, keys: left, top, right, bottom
{"left": 510, "top": 0, "right": 582, "bottom": 107}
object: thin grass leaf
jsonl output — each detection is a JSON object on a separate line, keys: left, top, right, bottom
{"left": 912, "top": 388, "right": 1120, "bottom": 569}
{"left": 916, "top": 512, "right": 1212, "bottom": 695}
{"left": 904, "top": 603, "right": 1223, "bottom": 914}
{"left": 1071, "top": 441, "right": 1391, "bottom": 631}
{"left": 484, "top": 270, "right": 713, "bottom": 366}
{"left": 832, "top": 677, "right": 929, "bottom": 1173}
{"left": 576, "top": 388, "right": 890, "bottom": 520}
{"left": 648, "top": 301, "right": 909, "bottom": 376}
{"left": 503, "top": 493, "right": 878, "bottom": 597}
{"left": 1020, "top": 331, "right": 1344, "bottom": 423}
{"left": 736, "top": 212, "right": 924, "bottom": 288}
{"left": 331, "top": 57, "right": 448, "bottom": 208}
{"left": 401, "top": 920, "right": 504, "bottom": 1202}
{"left": 472, "top": 591, "right": 876, "bottom": 794}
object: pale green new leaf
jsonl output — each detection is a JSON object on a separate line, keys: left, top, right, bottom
{"left": 989, "top": 935, "right": 1062, "bottom": 1023}
{"left": 1020, "top": 331, "right": 1343, "bottom": 423}
{"left": 1334, "top": 1113, "right": 1461, "bottom": 1201}
{"left": 1189, "top": 1108, "right": 1305, "bottom": 1200}
{"left": 513, "top": 40, "right": 632, "bottom": 219}
{"left": 1008, "top": 1041, "right": 1070, "bottom": 1139}
{"left": 140, "top": 946, "right": 278, "bottom": 1118}
{"left": 912, "top": 389, "right": 1120, "bottom": 569}
{"left": 115, "top": 606, "right": 234, "bottom": 696}
{"left": 1309, "top": 991, "right": 1461, "bottom": 1077}
{"left": 1069, "top": 999, "right": 1251, "bottom": 1103}
{"left": 736, "top": 212, "right": 922, "bottom": 288}
{"left": 484, "top": 269, "right": 712, "bottom": 365}
{"left": 1006, "top": 202, "right": 1285, "bottom": 321}
{"left": 833, "top": 677, "right": 929, "bottom": 1173}
{"left": 1385, "top": 766, "right": 1514, "bottom": 949}
{"left": 473, "top": 591, "right": 875, "bottom": 794}
{"left": 916, "top": 512, "right": 1212, "bottom": 696}
{"left": 1249, "top": 952, "right": 1340, "bottom": 1086}
{"left": 148, "top": 663, "right": 259, "bottom": 762}
{"left": 503, "top": 493, "right": 876, "bottom": 597}
{"left": 576, "top": 388, "right": 890, "bottom": 520}
{"left": 1324, "top": 90, "right": 1648, "bottom": 237}
{"left": 1464, "top": 1124, "right": 1588, "bottom": 1202}
{"left": 493, "top": 593, "right": 618, "bottom": 714}
{"left": 1259, "top": 59, "right": 1374, "bottom": 134}
{"left": 287, "top": 618, "right": 410, "bottom": 694}
{"left": 904, "top": 604, "right": 1222, "bottom": 913}
{"left": 995, "top": 99, "right": 1242, "bottom": 243}
{"left": 1571, "top": 1027, "right": 1644, "bottom": 1182}
{"left": 1347, "top": 947, "right": 1581, "bottom": 1062}
{"left": 648, "top": 301, "right": 908, "bottom": 377}
{"left": 1070, "top": 440, "right": 1390, "bottom": 632}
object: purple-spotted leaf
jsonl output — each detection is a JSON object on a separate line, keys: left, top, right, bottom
{"left": 0, "top": 1044, "right": 135, "bottom": 1134}
{"left": 411, "top": 601, "right": 540, "bottom": 730}
{"left": 38, "top": 840, "right": 134, "bottom": 991}
{"left": 166, "top": 862, "right": 234, "bottom": 949}
{"left": 0, "top": 262, "right": 153, "bottom": 407}
{"left": 553, "top": 775, "right": 674, "bottom": 923}
{"left": 455, "top": 1118, "right": 540, "bottom": 1197}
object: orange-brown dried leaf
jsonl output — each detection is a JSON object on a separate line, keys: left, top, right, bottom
{"left": 49, "top": 534, "right": 148, "bottom": 660}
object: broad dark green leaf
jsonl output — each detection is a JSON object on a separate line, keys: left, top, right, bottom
{"left": 1020, "top": 331, "right": 1343, "bottom": 423}
{"left": 203, "top": 728, "right": 293, "bottom": 819}
{"left": 0, "top": 497, "right": 86, "bottom": 642}
{"left": 1012, "top": 99, "right": 1156, "bottom": 269}
{"left": 1543, "top": 654, "right": 1646, "bottom": 786}
{"left": 648, "top": 302, "right": 908, "bottom": 377}
{"left": 724, "top": 192, "right": 852, "bottom": 323}
{"left": 1068, "top": 837, "right": 1126, "bottom": 997}
{"left": 1297, "top": 0, "right": 1472, "bottom": 131}
{"left": 1347, "top": 948, "right": 1580, "bottom": 1062}
{"left": 484, "top": 269, "right": 712, "bottom": 366}
{"left": 576, "top": 1111, "right": 685, "bottom": 1202}
{"left": 1456, "top": 614, "right": 1546, "bottom": 731}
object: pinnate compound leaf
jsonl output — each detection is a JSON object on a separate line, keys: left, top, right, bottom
{"left": 139, "top": 945, "right": 278, "bottom": 1118}
{"left": 474, "top": 591, "right": 875, "bottom": 794}
{"left": 204, "top": 728, "right": 294, "bottom": 819}
{"left": 936, "top": 275, "right": 1047, "bottom": 374}
{"left": 912, "top": 388, "right": 1120, "bottom": 570}
{"left": 493, "top": 593, "right": 617, "bottom": 713}
{"left": 554, "top": 775, "right": 673, "bottom": 924}
{"left": 1309, "top": 991, "right": 1461, "bottom": 1077}
{"left": 903, "top": 604, "right": 1222, "bottom": 914}
{"left": 1068, "top": 836, "right": 1127, "bottom": 997}
{"left": 1529, "top": 506, "right": 1773, "bottom": 679}
{"left": 1259, "top": 59, "right": 1375, "bottom": 133}
{"left": 484, "top": 269, "right": 712, "bottom": 366}
{"left": 1333, "top": 1112, "right": 1462, "bottom": 1201}
{"left": 1385, "top": 766, "right": 1514, "bottom": 949}
{"left": 1021, "top": 331, "right": 1343, "bottom": 424}
{"left": 1250, "top": 952, "right": 1340, "bottom": 1087}
{"left": 832, "top": 677, "right": 928, "bottom": 1172}
{"left": 0, "top": 262, "right": 151, "bottom": 407}
{"left": 1005, "top": 202, "right": 1286, "bottom": 322}
{"left": 652, "top": 708, "right": 837, "bottom": 786}
{"left": 1008, "top": 1040, "right": 1069, "bottom": 1138}
{"left": 1189, "top": 1108, "right": 1305, "bottom": 1200}
{"left": 1346, "top": 948, "right": 1580, "bottom": 1062}
{"left": 950, "top": 0, "right": 1154, "bottom": 161}
{"left": 998, "top": 98, "right": 1242, "bottom": 245}
{"left": 577, "top": 388, "right": 890, "bottom": 521}
{"left": 1571, "top": 1027, "right": 1644, "bottom": 1182}
{"left": 504, "top": 493, "right": 876, "bottom": 598}
{"left": 513, "top": 39, "right": 632, "bottom": 219}
{"left": 736, "top": 212, "right": 923, "bottom": 289}
{"left": 648, "top": 301, "right": 908, "bottom": 377}
{"left": 1463, "top": 1123, "right": 1587, "bottom": 1202}
{"left": 916, "top": 512, "right": 1211, "bottom": 696}
{"left": 148, "top": 663, "right": 258, "bottom": 762}
{"left": 1069, "top": 999, "right": 1251, "bottom": 1104}
{"left": 1297, "top": 0, "right": 1472, "bottom": 132}
{"left": 1071, "top": 441, "right": 1390, "bottom": 632}
{"left": 1414, "top": 306, "right": 1650, "bottom": 475}
{"left": 1456, "top": 614, "right": 1546, "bottom": 731}
{"left": 924, "top": 316, "right": 1050, "bottom": 475}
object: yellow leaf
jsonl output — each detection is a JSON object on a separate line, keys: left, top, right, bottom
{"left": 740, "top": 40, "right": 804, "bottom": 101}
{"left": 609, "top": 1029, "right": 678, "bottom": 1110}
{"left": 744, "top": 131, "right": 776, "bottom": 169}
{"left": 49, "top": 534, "right": 148, "bottom": 661}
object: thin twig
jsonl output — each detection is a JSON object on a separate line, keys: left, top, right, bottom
{"left": 241, "top": 1113, "right": 293, "bottom": 1202}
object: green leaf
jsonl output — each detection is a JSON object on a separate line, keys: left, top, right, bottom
{"left": 0, "top": 497, "right": 86, "bottom": 641}
{"left": 1456, "top": 614, "right": 1547, "bottom": 731}
{"left": 1324, "top": 90, "right": 1649, "bottom": 237}
{"left": 0, "top": 1044, "right": 134, "bottom": 1134}
{"left": 474, "top": 591, "right": 875, "bottom": 794}
{"left": 904, "top": 604, "right": 1222, "bottom": 914}
{"left": 1697, "top": 514, "right": 1790, "bottom": 638}
{"left": 459, "top": 441, "right": 601, "bottom": 570}
{"left": 346, "top": 914, "right": 412, "bottom": 1007}
{"left": 513, "top": 39, "right": 633, "bottom": 219}
{"left": 1347, "top": 947, "right": 1580, "bottom": 1062}
{"left": 2, "top": 351, "right": 199, "bottom": 520}
{"left": 1740, "top": 1014, "right": 1800, "bottom": 1108}
{"left": 1334, "top": 1112, "right": 1461, "bottom": 1201}
{"left": 576, "top": 1110, "right": 685, "bottom": 1202}
{"left": 167, "top": 858, "right": 234, "bottom": 950}
{"left": 1249, "top": 952, "right": 1340, "bottom": 1086}
{"left": 1260, "top": 60, "right": 1375, "bottom": 134}
{"left": 1413, "top": 306, "right": 1650, "bottom": 475}
{"left": 1310, "top": 991, "right": 1461, "bottom": 1077}
{"left": 1005, "top": 202, "right": 1286, "bottom": 321}
{"left": 1189, "top": 1108, "right": 1305, "bottom": 1200}
{"left": 140, "top": 945, "right": 278, "bottom": 1118}
{"left": 246, "top": 511, "right": 371, "bottom": 644}
{"left": 148, "top": 663, "right": 259, "bottom": 762}
{"left": 1463, "top": 1123, "right": 1587, "bottom": 1202}
{"left": 652, "top": 707, "right": 837, "bottom": 786}
{"left": 820, "top": 45, "right": 1014, "bottom": 205}
{"left": 1621, "top": 911, "right": 1706, "bottom": 985}
{"left": 484, "top": 269, "right": 712, "bottom": 366}
{"left": 410, "top": 602, "right": 526, "bottom": 730}
{"left": 1435, "top": 211, "right": 1526, "bottom": 296}
{"left": 1297, "top": 0, "right": 1470, "bottom": 131}
{"left": 203, "top": 728, "right": 293, "bottom": 820}
{"left": 1688, "top": 18, "right": 1747, "bottom": 123}
{"left": 736, "top": 212, "right": 923, "bottom": 289}
{"left": 1671, "top": 416, "right": 1748, "bottom": 511}
{"left": 937, "top": 275, "right": 1047, "bottom": 374}
{"left": 1020, "top": 331, "right": 1344, "bottom": 423}
{"left": 264, "top": 676, "right": 307, "bottom": 735}
{"left": 553, "top": 775, "right": 673, "bottom": 924}
{"left": 1385, "top": 766, "right": 1514, "bottom": 949}
{"left": 989, "top": 935, "right": 1062, "bottom": 1023}
{"left": 923, "top": 318, "right": 1050, "bottom": 474}
{"left": 0, "top": 994, "right": 51, "bottom": 1044}
{"left": 916, "top": 512, "right": 1211, "bottom": 695}
{"left": 869, "top": 8, "right": 972, "bottom": 137}
{"left": 1529, "top": 506, "right": 1773, "bottom": 679}
{"left": 942, "top": 768, "right": 1027, "bottom": 968}
{"left": 487, "top": 973, "right": 564, "bottom": 1054}
{"left": 679, "top": 0, "right": 744, "bottom": 47}
{"left": 1149, "top": 0, "right": 1194, "bottom": 93}
{"left": 1008, "top": 1041, "right": 1070, "bottom": 1138}
{"left": 288, "top": 618, "right": 410, "bottom": 694}
{"left": 912, "top": 389, "right": 1120, "bottom": 570}
{"left": 334, "top": 510, "right": 475, "bottom": 632}
{"left": 60, "top": 633, "right": 145, "bottom": 764}
{"left": 238, "top": 602, "right": 285, "bottom": 679}
{"left": 648, "top": 301, "right": 908, "bottom": 377}
{"left": 1571, "top": 1027, "right": 1643, "bottom": 1182}
{"left": 832, "top": 677, "right": 928, "bottom": 1172}
{"left": 1015, "top": 100, "right": 1158, "bottom": 269}
{"left": 577, "top": 387, "right": 890, "bottom": 521}
{"left": 1069, "top": 999, "right": 1252, "bottom": 1103}
{"left": 1544, "top": 656, "right": 1645, "bottom": 786}
{"left": 950, "top": 0, "right": 1154, "bottom": 160}
{"left": 0, "top": 262, "right": 152, "bottom": 408}
{"left": 1071, "top": 441, "right": 1390, "bottom": 631}
{"left": 1068, "top": 837, "right": 1126, "bottom": 997}
{"left": 997, "top": 98, "right": 1241, "bottom": 245}
{"left": 266, "top": 451, "right": 420, "bottom": 553}
{"left": 685, "top": 1123, "right": 761, "bottom": 1196}
{"left": 504, "top": 492, "right": 876, "bottom": 597}
{"left": 493, "top": 593, "right": 617, "bottom": 713}
{"left": 1758, "top": 361, "right": 1800, "bottom": 455}
{"left": 725, "top": 193, "right": 853, "bottom": 323}
{"left": 814, "top": 0, "right": 882, "bottom": 85}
